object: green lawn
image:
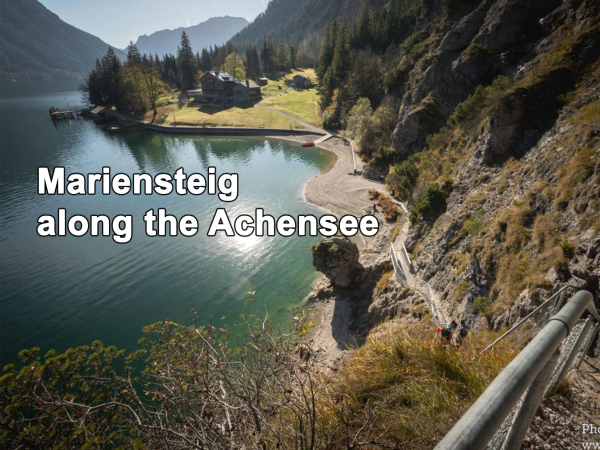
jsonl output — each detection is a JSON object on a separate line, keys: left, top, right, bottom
{"left": 153, "top": 103, "right": 304, "bottom": 129}
{"left": 260, "top": 69, "right": 322, "bottom": 127}
{"left": 149, "top": 69, "right": 321, "bottom": 129}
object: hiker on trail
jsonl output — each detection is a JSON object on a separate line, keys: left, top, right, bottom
{"left": 434, "top": 320, "right": 458, "bottom": 345}
{"left": 454, "top": 320, "right": 470, "bottom": 347}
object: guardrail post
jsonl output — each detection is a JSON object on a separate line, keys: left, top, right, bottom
{"left": 576, "top": 323, "right": 600, "bottom": 369}
{"left": 500, "top": 349, "right": 560, "bottom": 450}
{"left": 551, "top": 317, "right": 594, "bottom": 392}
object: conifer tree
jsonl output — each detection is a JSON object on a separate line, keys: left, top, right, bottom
{"left": 352, "top": 3, "right": 372, "bottom": 49}
{"left": 245, "top": 46, "right": 261, "bottom": 78}
{"left": 260, "top": 39, "right": 276, "bottom": 73}
{"left": 177, "top": 31, "right": 197, "bottom": 90}
{"left": 330, "top": 17, "right": 350, "bottom": 84}
{"left": 101, "top": 47, "right": 123, "bottom": 107}
{"left": 125, "top": 41, "right": 142, "bottom": 67}
{"left": 200, "top": 48, "right": 212, "bottom": 71}
{"left": 275, "top": 43, "right": 291, "bottom": 71}
{"left": 154, "top": 53, "right": 162, "bottom": 74}
{"left": 316, "top": 20, "right": 337, "bottom": 80}
{"left": 290, "top": 45, "right": 297, "bottom": 69}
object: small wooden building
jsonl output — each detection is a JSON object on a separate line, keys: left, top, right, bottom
{"left": 90, "top": 106, "right": 117, "bottom": 122}
{"left": 257, "top": 78, "right": 269, "bottom": 86}
{"left": 292, "top": 74, "right": 312, "bottom": 89}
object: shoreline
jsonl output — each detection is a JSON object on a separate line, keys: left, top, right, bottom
{"left": 129, "top": 120, "right": 391, "bottom": 367}
{"left": 269, "top": 133, "right": 393, "bottom": 367}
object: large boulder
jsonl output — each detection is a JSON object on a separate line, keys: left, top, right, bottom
{"left": 311, "top": 237, "right": 360, "bottom": 287}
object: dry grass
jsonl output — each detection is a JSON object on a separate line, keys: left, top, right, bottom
{"left": 449, "top": 252, "right": 471, "bottom": 279}
{"left": 375, "top": 270, "right": 395, "bottom": 296}
{"left": 320, "top": 321, "right": 518, "bottom": 449}
{"left": 474, "top": 202, "right": 567, "bottom": 314}
{"left": 454, "top": 281, "right": 469, "bottom": 303}
{"left": 555, "top": 146, "right": 596, "bottom": 209}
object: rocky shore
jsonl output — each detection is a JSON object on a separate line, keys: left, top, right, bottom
{"left": 277, "top": 134, "right": 424, "bottom": 366}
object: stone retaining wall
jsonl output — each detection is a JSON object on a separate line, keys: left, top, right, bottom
{"left": 142, "top": 123, "right": 325, "bottom": 137}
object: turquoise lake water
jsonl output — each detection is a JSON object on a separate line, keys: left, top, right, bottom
{"left": 0, "top": 81, "right": 335, "bottom": 364}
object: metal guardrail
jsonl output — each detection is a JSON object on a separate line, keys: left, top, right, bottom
{"left": 435, "top": 290, "right": 600, "bottom": 450}
{"left": 482, "top": 285, "right": 577, "bottom": 352}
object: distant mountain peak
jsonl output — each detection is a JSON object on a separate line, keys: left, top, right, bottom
{"left": 134, "top": 16, "right": 249, "bottom": 56}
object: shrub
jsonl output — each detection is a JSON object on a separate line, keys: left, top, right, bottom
{"left": 386, "top": 159, "right": 419, "bottom": 200}
{"left": 1, "top": 313, "right": 334, "bottom": 449}
{"left": 1, "top": 317, "right": 519, "bottom": 450}
{"left": 384, "top": 29, "right": 432, "bottom": 89}
{"left": 370, "top": 146, "right": 398, "bottom": 168}
{"left": 369, "top": 190, "right": 401, "bottom": 221}
{"left": 473, "top": 296, "right": 491, "bottom": 313}
{"left": 409, "top": 181, "right": 453, "bottom": 224}
{"left": 465, "top": 43, "right": 494, "bottom": 62}
{"left": 346, "top": 97, "right": 373, "bottom": 144}
{"left": 360, "top": 105, "right": 397, "bottom": 158}
{"left": 426, "top": 126, "right": 453, "bottom": 150}
{"left": 466, "top": 209, "right": 485, "bottom": 236}
{"left": 447, "top": 75, "right": 511, "bottom": 128}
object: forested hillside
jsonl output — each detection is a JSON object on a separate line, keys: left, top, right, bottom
{"left": 228, "top": 0, "right": 364, "bottom": 55}
{"left": 0, "top": 0, "right": 125, "bottom": 80}
{"left": 135, "top": 16, "right": 249, "bottom": 57}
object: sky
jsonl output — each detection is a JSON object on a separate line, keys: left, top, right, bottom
{"left": 38, "top": 0, "right": 268, "bottom": 49}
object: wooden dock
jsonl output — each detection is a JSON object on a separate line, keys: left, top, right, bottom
{"left": 49, "top": 107, "right": 86, "bottom": 120}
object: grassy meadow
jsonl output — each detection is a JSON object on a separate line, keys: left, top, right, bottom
{"left": 260, "top": 69, "right": 322, "bottom": 126}
{"left": 147, "top": 69, "right": 321, "bottom": 129}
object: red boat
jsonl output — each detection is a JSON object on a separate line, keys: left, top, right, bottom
{"left": 301, "top": 142, "right": 315, "bottom": 147}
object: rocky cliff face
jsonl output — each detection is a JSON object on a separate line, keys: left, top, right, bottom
{"left": 386, "top": 0, "right": 600, "bottom": 329}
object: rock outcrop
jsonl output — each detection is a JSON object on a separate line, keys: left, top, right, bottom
{"left": 391, "top": 0, "right": 574, "bottom": 159}
{"left": 311, "top": 237, "right": 361, "bottom": 287}
{"left": 371, "top": 0, "right": 600, "bottom": 332}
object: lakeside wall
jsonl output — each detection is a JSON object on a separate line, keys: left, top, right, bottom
{"left": 142, "top": 123, "right": 325, "bottom": 137}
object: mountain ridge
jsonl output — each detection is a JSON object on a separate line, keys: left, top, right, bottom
{"left": 0, "top": 0, "right": 126, "bottom": 80}
{"left": 134, "top": 16, "right": 249, "bottom": 56}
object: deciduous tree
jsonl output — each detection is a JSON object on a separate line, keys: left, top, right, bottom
{"left": 224, "top": 52, "right": 246, "bottom": 80}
